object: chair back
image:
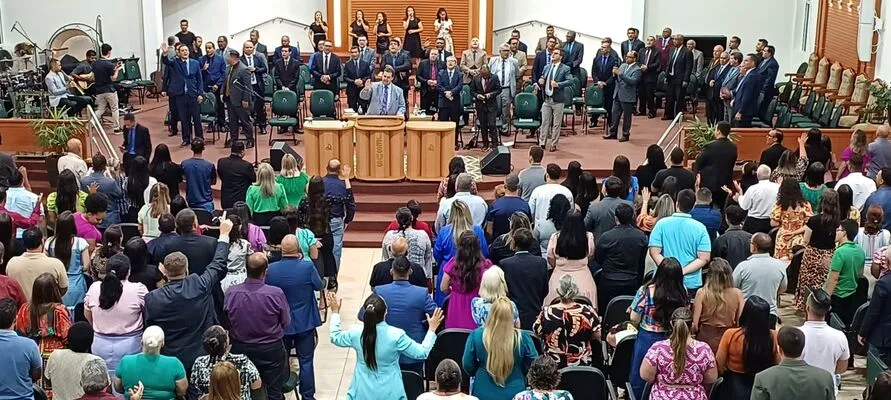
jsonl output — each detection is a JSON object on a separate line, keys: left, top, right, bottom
{"left": 124, "top": 60, "right": 142, "bottom": 80}
{"left": 829, "top": 312, "right": 846, "bottom": 331}
{"left": 586, "top": 84, "right": 604, "bottom": 107}
{"left": 828, "top": 103, "right": 843, "bottom": 128}
{"left": 523, "top": 329, "right": 544, "bottom": 355}
{"left": 760, "top": 98, "right": 777, "bottom": 125}
{"left": 310, "top": 90, "right": 336, "bottom": 118}
{"left": 264, "top": 75, "right": 275, "bottom": 97}
{"left": 514, "top": 93, "right": 539, "bottom": 119}
{"left": 573, "top": 68, "right": 588, "bottom": 97}
{"left": 641, "top": 381, "right": 653, "bottom": 400}
{"left": 789, "top": 85, "right": 803, "bottom": 107}
{"left": 118, "top": 223, "right": 142, "bottom": 243}
{"left": 33, "top": 385, "right": 48, "bottom": 400}
{"left": 558, "top": 366, "right": 610, "bottom": 400}
{"left": 563, "top": 86, "right": 574, "bottom": 107}
{"left": 804, "top": 52, "right": 818, "bottom": 79}
{"left": 801, "top": 91, "right": 816, "bottom": 115}
{"left": 299, "top": 64, "right": 313, "bottom": 90}
{"left": 827, "top": 62, "right": 843, "bottom": 92}
{"left": 602, "top": 295, "right": 633, "bottom": 334}
{"left": 609, "top": 334, "right": 637, "bottom": 388}
{"left": 836, "top": 69, "right": 856, "bottom": 100}
{"left": 814, "top": 57, "right": 830, "bottom": 86}
{"left": 795, "top": 61, "right": 809, "bottom": 75}
{"left": 867, "top": 349, "right": 890, "bottom": 386}
{"left": 200, "top": 92, "right": 216, "bottom": 114}
{"left": 461, "top": 85, "right": 473, "bottom": 108}
{"left": 424, "top": 329, "right": 471, "bottom": 385}
{"left": 191, "top": 207, "right": 215, "bottom": 225}
{"left": 272, "top": 90, "right": 299, "bottom": 117}
{"left": 655, "top": 71, "right": 667, "bottom": 92}
{"left": 709, "top": 376, "right": 725, "bottom": 399}
{"left": 401, "top": 370, "right": 424, "bottom": 400}
{"left": 810, "top": 96, "right": 827, "bottom": 121}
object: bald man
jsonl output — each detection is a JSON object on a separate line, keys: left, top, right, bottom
{"left": 868, "top": 125, "right": 891, "bottom": 179}
{"left": 370, "top": 236, "right": 428, "bottom": 288}
{"left": 266, "top": 235, "right": 323, "bottom": 400}
{"left": 58, "top": 138, "right": 88, "bottom": 180}
{"left": 323, "top": 159, "right": 356, "bottom": 287}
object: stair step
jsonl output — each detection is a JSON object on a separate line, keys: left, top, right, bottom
{"left": 343, "top": 230, "right": 387, "bottom": 248}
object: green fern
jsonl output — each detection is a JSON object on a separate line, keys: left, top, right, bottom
{"left": 684, "top": 117, "right": 738, "bottom": 159}
{"left": 28, "top": 107, "right": 87, "bottom": 154}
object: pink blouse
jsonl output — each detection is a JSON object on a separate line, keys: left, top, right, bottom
{"left": 84, "top": 280, "right": 148, "bottom": 335}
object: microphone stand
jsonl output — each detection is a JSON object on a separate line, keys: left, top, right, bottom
{"left": 232, "top": 78, "right": 262, "bottom": 167}
{"left": 10, "top": 22, "right": 42, "bottom": 71}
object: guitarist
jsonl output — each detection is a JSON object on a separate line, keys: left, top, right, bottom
{"left": 70, "top": 50, "right": 97, "bottom": 95}
{"left": 45, "top": 59, "right": 89, "bottom": 116}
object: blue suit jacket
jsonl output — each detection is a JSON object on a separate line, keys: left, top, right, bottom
{"left": 758, "top": 57, "right": 779, "bottom": 93}
{"left": 240, "top": 53, "right": 268, "bottom": 88}
{"left": 343, "top": 58, "right": 372, "bottom": 89}
{"left": 532, "top": 51, "right": 551, "bottom": 84}
{"left": 732, "top": 70, "right": 764, "bottom": 118}
{"left": 266, "top": 256, "right": 324, "bottom": 334}
{"left": 359, "top": 280, "right": 436, "bottom": 364}
{"left": 161, "top": 56, "right": 204, "bottom": 97}
{"left": 198, "top": 54, "right": 227, "bottom": 89}
{"left": 437, "top": 69, "right": 463, "bottom": 110}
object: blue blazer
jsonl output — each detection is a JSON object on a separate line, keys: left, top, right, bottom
{"left": 266, "top": 256, "right": 324, "bottom": 335}
{"left": 198, "top": 54, "right": 227, "bottom": 89}
{"left": 436, "top": 69, "right": 463, "bottom": 111}
{"left": 538, "top": 63, "right": 573, "bottom": 104}
{"left": 359, "top": 281, "right": 436, "bottom": 365}
{"left": 758, "top": 57, "right": 779, "bottom": 94}
{"left": 532, "top": 51, "right": 550, "bottom": 83}
{"left": 240, "top": 53, "right": 268, "bottom": 88}
{"left": 732, "top": 70, "right": 764, "bottom": 118}
{"left": 343, "top": 59, "right": 372, "bottom": 88}
{"left": 161, "top": 56, "right": 204, "bottom": 97}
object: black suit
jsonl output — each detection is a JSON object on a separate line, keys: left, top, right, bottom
{"left": 217, "top": 154, "right": 256, "bottom": 209}
{"left": 470, "top": 74, "right": 502, "bottom": 147}
{"left": 122, "top": 123, "right": 152, "bottom": 173}
{"left": 663, "top": 46, "right": 694, "bottom": 118}
{"left": 704, "top": 61, "right": 725, "bottom": 124}
{"left": 563, "top": 40, "right": 584, "bottom": 75}
{"left": 693, "top": 137, "right": 738, "bottom": 208}
{"left": 417, "top": 59, "right": 444, "bottom": 115}
{"left": 591, "top": 53, "right": 621, "bottom": 127}
{"left": 382, "top": 51, "right": 412, "bottom": 115}
{"left": 273, "top": 57, "right": 299, "bottom": 91}
{"left": 759, "top": 143, "right": 787, "bottom": 171}
{"left": 621, "top": 39, "right": 645, "bottom": 57}
{"left": 860, "top": 273, "right": 891, "bottom": 362}
{"left": 310, "top": 52, "right": 342, "bottom": 94}
{"left": 158, "top": 231, "right": 224, "bottom": 322}
{"left": 501, "top": 251, "right": 549, "bottom": 330}
{"left": 343, "top": 58, "right": 372, "bottom": 113}
{"left": 637, "top": 47, "right": 661, "bottom": 116}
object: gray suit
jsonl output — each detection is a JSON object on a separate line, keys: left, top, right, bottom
{"left": 488, "top": 56, "right": 519, "bottom": 128}
{"left": 538, "top": 62, "right": 572, "bottom": 148}
{"left": 225, "top": 61, "right": 255, "bottom": 142}
{"left": 609, "top": 63, "right": 642, "bottom": 138}
{"left": 360, "top": 82, "right": 407, "bottom": 116}
{"left": 751, "top": 359, "right": 835, "bottom": 400}
{"left": 720, "top": 66, "right": 741, "bottom": 122}
{"left": 691, "top": 49, "right": 704, "bottom": 83}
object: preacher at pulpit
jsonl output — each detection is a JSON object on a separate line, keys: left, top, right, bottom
{"left": 359, "top": 65, "right": 406, "bottom": 117}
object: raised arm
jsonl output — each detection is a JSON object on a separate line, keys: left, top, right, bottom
{"left": 197, "top": 216, "right": 233, "bottom": 289}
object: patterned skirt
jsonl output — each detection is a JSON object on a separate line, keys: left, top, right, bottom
{"left": 795, "top": 246, "right": 834, "bottom": 311}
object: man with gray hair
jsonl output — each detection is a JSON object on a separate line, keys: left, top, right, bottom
{"left": 732, "top": 164, "right": 778, "bottom": 234}
{"left": 80, "top": 358, "right": 115, "bottom": 399}
{"left": 488, "top": 44, "right": 519, "bottom": 133}
{"left": 485, "top": 173, "right": 532, "bottom": 238}
{"left": 435, "top": 173, "right": 488, "bottom": 231}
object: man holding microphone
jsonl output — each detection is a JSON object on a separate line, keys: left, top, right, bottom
{"left": 224, "top": 50, "right": 255, "bottom": 148}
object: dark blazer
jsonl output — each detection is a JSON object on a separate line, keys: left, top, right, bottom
{"left": 517, "top": 41, "right": 528, "bottom": 54}
{"left": 224, "top": 61, "right": 253, "bottom": 105}
{"left": 693, "top": 137, "right": 738, "bottom": 193}
{"left": 531, "top": 50, "right": 550, "bottom": 83}
{"left": 501, "top": 251, "right": 549, "bottom": 330}
{"left": 757, "top": 57, "right": 779, "bottom": 94}
{"left": 538, "top": 63, "right": 573, "bottom": 104}
{"left": 310, "top": 52, "right": 342, "bottom": 92}
{"left": 425, "top": 49, "right": 453, "bottom": 65}
{"left": 759, "top": 143, "right": 787, "bottom": 171}
{"left": 122, "top": 123, "right": 152, "bottom": 161}
{"left": 638, "top": 47, "right": 661, "bottom": 82}
{"left": 417, "top": 59, "right": 444, "bottom": 95}
{"left": 342, "top": 58, "right": 372, "bottom": 91}
{"left": 240, "top": 53, "right": 267, "bottom": 88}
{"left": 381, "top": 51, "right": 411, "bottom": 88}
{"left": 470, "top": 74, "right": 501, "bottom": 111}
{"left": 591, "top": 52, "right": 621, "bottom": 85}
{"left": 861, "top": 272, "right": 891, "bottom": 349}
{"left": 369, "top": 259, "right": 427, "bottom": 288}
{"left": 161, "top": 56, "right": 204, "bottom": 98}
{"left": 731, "top": 70, "right": 764, "bottom": 118}
{"left": 654, "top": 36, "right": 674, "bottom": 68}
{"left": 217, "top": 154, "right": 256, "bottom": 209}
{"left": 273, "top": 57, "right": 300, "bottom": 90}
{"left": 621, "top": 39, "right": 645, "bottom": 57}
{"left": 665, "top": 46, "right": 694, "bottom": 84}
{"left": 705, "top": 61, "right": 723, "bottom": 100}
{"left": 562, "top": 40, "right": 584, "bottom": 73}
{"left": 437, "top": 68, "right": 463, "bottom": 111}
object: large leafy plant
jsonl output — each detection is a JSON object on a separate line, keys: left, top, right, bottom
{"left": 684, "top": 117, "right": 737, "bottom": 159}
{"left": 29, "top": 107, "right": 87, "bottom": 154}
{"left": 865, "top": 79, "right": 891, "bottom": 123}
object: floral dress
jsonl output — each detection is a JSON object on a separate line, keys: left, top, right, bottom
{"left": 533, "top": 302, "right": 600, "bottom": 368}
{"left": 644, "top": 339, "right": 716, "bottom": 400}
{"left": 190, "top": 353, "right": 260, "bottom": 400}
{"left": 15, "top": 303, "right": 71, "bottom": 397}
{"left": 513, "top": 390, "right": 574, "bottom": 400}
{"left": 435, "top": 18, "right": 454, "bottom": 54}
{"left": 471, "top": 297, "right": 519, "bottom": 327}
{"left": 770, "top": 202, "right": 812, "bottom": 259}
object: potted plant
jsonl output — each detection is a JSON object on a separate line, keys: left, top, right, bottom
{"left": 684, "top": 117, "right": 738, "bottom": 160}
{"left": 866, "top": 79, "right": 891, "bottom": 124}
{"left": 29, "top": 107, "right": 87, "bottom": 186}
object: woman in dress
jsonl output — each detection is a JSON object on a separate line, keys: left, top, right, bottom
{"left": 138, "top": 183, "right": 170, "bottom": 240}
{"left": 90, "top": 225, "right": 123, "bottom": 281}
{"left": 298, "top": 177, "right": 337, "bottom": 287}
{"left": 799, "top": 162, "right": 827, "bottom": 211}
{"left": 190, "top": 325, "right": 262, "bottom": 400}
{"left": 796, "top": 189, "right": 841, "bottom": 311}
{"left": 642, "top": 307, "right": 718, "bottom": 400}
{"left": 837, "top": 129, "right": 870, "bottom": 180}
{"left": 692, "top": 258, "right": 743, "bottom": 353}
{"left": 534, "top": 274, "right": 600, "bottom": 368}
{"left": 512, "top": 356, "right": 574, "bottom": 400}
{"left": 246, "top": 163, "right": 287, "bottom": 226}
{"left": 232, "top": 201, "right": 267, "bottom": 252}
{"left": 716, "top": 296, "right": 780, "bottom": 400}
{"left": 149, "top": 144, "right": 183, "bottom": 201}
{"left": 84, "top": 254, "right": 148, "bottom": 381}
{"left": 628, "top": 257, "right": 688, "bottom": 400}
{"left": 45, "top": 211, "right": 90, "bottom": 312}
{"left": 488, "top": 211, "right": 540, "bottom": 265}
{"left": 635, "top": 144, "right": 667, "bottom": 195}
{"left": 382, "top": 207, "right": 433, "bottom": 280}
{"left": 434, "top": 8, "right": 454, "bottom": 54}
{"left": 114, "top": 326, "right": 188, "bottom": 399}
{"left": 221, "top": 215, "right": 251, "bottom": 293}
{"left": 123, "top": 156, "right": 158, "bottom": 219}
{"left": 349, "top": 10, "right": 369, "bottom": 47}
{"left": 47, "top": 169, "right": 88, "bottom": 226}
{"left": 464, "top": 298, "right": 539, "bottom": 399}
{"left": 433, "top": 200, "right": 488, "bottom": 305}
{"left": 275, "top": 154, "right": 310, "bottom": 207}
{"left": 472, "top": 266, "right": 519, "bottom": 327}
{"left": 418, "top": 359, "right": 478, "bottom": 400}
{"left": 402, "top": 6, "right": 424, "bottom": 60}
{"left": 375, "top": 12, "right": 392, "bottom": 57}
{"left": 837, "top": 183, "right": 861, "bottom": 222}
{"left": 771, "top": 178, "right": 813, "bottom": 260}
{"left": 308, "top": 11, "right": 328, "bottom": 51}
{"left": 613, "top": 155, "right": 638, "bottom": 203}
{"left": 574, "top": 172, "right": 599, "bottom": 215}
{"left": 441, "top": 230, "right": 493, "bottom": 329}
{"left": 856, "top": 205, "right": 891, "bottom": 270}
{"left": 438, "top": 157, "right": 479, "bottom": 200}
{"left": 543, "top": 213, "right": 596, "bottom": 306}
{"left": 534, "top": 195, "right": 571, "bottom": 255}
{"left": 328, "top": 292, "right": 443, "bottom": 399}
{"left": 15, "top": 273, "right": 71, "bottom": 396}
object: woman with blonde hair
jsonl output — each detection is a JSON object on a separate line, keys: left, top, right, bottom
{"left": 138, "top": 183, "right": 170, "bottom": 239}
{"left": 638, "top": 191, "right": 675, "bottom": 232}
{"left": 206, "top": 361, "right": 243, "bottom": 400}
{"left": 114, "top": 326, "right": 188, "bottom": 399}
{"left": 837, "top": 129, "right": 870, "bottom": 180}
{"left": 692, "top": 258, "right": 743, "bottom": 352}
{"left": 246, "top": 163, "right": 287, "bottom": 225}
{"left": 471, "top": 266, "right": 519, "bottom": 327}
{"left": 642, "top": 307, "right": 718, "bottom": 400}
{"left": 433, "top": 200, "right": 488, "bottom": 305}
{"left": 275, "top": 154, "right": 310, "bottom": 207}
{"left": 464, "top": 298, "right": 538, "bottom": 399}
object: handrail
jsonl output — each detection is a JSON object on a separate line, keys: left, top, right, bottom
{"left": 85, "top": 105, "right": 119, "bottom": 170}
{"left": 654, "top": 112, "right": 685, "bottom": 163}
{"left": 229, "top": 18, "right": 311, "bottom": 39}
{"left": 493, "top": 20, "right": 603, "bottom": 42}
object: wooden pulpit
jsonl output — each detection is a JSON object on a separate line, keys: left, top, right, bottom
{"left": 405, "top": 121, "right": 456, "bottom": 181}
{"left": 303, "top": 120, "right": 355, "bottom": 177}
{"left": 354, "top": 116, "right": 405, "bottom": 181}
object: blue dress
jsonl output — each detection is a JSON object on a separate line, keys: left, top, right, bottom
{"left": 433, "top": 224, "right": 489, "bottom": 306}
{"left": 624, "top": 176, "right": 639, "bottom": 202}
{"left": 46, "top": 237, "right": 89, "bottom": 309}
{"left": 463, "top": 328, "right": 538, "bottom": 400}
{"left": 329, "top": 313, "right": 436, "bottom": 399}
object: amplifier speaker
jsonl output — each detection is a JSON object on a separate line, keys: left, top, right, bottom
{"left": 480, "top": 145, "right": 511, "bottom": 175}
{"left": 270, "top": 141, "right": 302, "bottom": 171}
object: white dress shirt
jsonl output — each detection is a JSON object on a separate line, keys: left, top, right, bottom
{"left": 528, "top": 183, "right": 574, "bottom": 223}
{"left": 245, "top": 54, "right": 257, "bottom": 85}
{"left": 739, "top": 179, "right": 779, "bottom": 219}
{"left": 434, "top": 192, "right": 489, "bottom": 232}
{"left": 835, "top": 172, "right": 877, "bottom": 209}
{"left": 800, "top": 321, "right": 850, "bottom": 376}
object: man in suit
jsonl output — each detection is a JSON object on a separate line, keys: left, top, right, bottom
{"left": 426, "top": 37, "right": 453, "bottom": 65}
{"left": 606, "top": 51, "right": 641, "bottom": 142}
{"left": 860, "top": 255, "right": 891, "bottom": 365}
{"left": 470, "top": 64, "right": 501, "bottom": 149}
{"left": 343, "top": 46, "right": 372, "bottom": 114}
{"left": 360, "top": 65, "right": 406, "bottom": 117}
{"left": 662, "top": 34, "right": 694, "bottom": 120}
{"left": 534, "top": 48, "right": 572, "bottom": 152}
{"left": 489, "top": 45, "right": 519, "bottom": 134}
{"left": 438, "top": 56, "right": 464, "bottom": 149}
{"left": 590, "top": 41, "right": 621, "bottom": 128}
{"left": 510, "top": 30, "right": 528, "bottom": 53}
{"left": 272, "top": 35, "right": 295, "bottom": 62}
{"left": 687, "top": 39, "right": 704, "bottom": 84}
{"left": 460, "top": 37, "right": 488, "bottom": 85}
{"left": 720, "top": 52, "right": 743, "bottom": 122}
{"left": 310, "top": 40, "right": 341, "bottom": 96}
{"left": 273, "top": 46, "right": 300, "bottom": 133}
{"left": 532, "top": 37, "right": 558, "bottom": 84}
{"left": 637, "top": 36, "right": 661, "bottom": 118}
{"left": 535, "top": 25, "right": 562, "bottom": 53}
{"left": 381, "top": 39, "right": 411, "bottom": 116}
{"left": 756, "top": 45, "right": 780, "bottom": 119}
{"left": 356, "top": 36, "right": 376, "bottom": 75}
{"left": 751, "top": 326, "right": 836, "bottom": 400}
{"left": 754, "top": 39, "right": 768, "bottom": 66}
{"left": 216, "top": 141, "right": 256, "bottom": 209}
{"left": 120, "top": 113, "right": 151, "bottom": 173}
{"left": 562, "top": 31, "right": 584, "bottom": 77}
{"left": 416, "top": 49, "right": 443, "bottom": 115}
{"left": 705, "top": 46, "right": 728, "bottom": 125}
{"left": 249, "top": 29, "right": 268, "bottom": 60}
{"left": 726, "top": 36, "right": 742, "bottom": 55}
{"left": 225, "top": 50, "right": 255, "bottom": 148}
{"left": 500, "top": 228, "right": 548, "bottom": 330}
{"left": 759, "top": 129, "right": 786, "bottom": 170}
{"left": 508, "top": 38, "right": 528, "bottom": 87}
{"left": 216, "top": 36, "right": 235, "bottom": 59}
{"left": 160, "top": 42, "right": 204, "bottom": 146}
{"left": 241, "top": 41, "right": 268, "bottom": 128}
{"left": 693, "top": 121, "right": 737, "bottom": 208}
{"left": 200, "top": 42, "right": 228, "bottom": 131}
{"left": 621, "top": 28, "right": 645, "bottom": 59}
{"left": 730, "top": 53, "right": 764, "bottom": 128}
{"left": 655, "top": 27, "right": 673, "bottom": 69}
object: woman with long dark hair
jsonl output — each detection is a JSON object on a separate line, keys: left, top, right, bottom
{"left": 692, "top": 258, "right": 743, "bottom": 352}
{"left": 190, "top": 326, "right": 262, "bottom": 400}
{"left": 264, "top": 216, "right": 291, "bottom": 263}
{"left": 308, "top": 10, "right": 329, "bottom": 50}
{"left": 47, "top": 169, "right": 88, "bottom": 226}
{"left": 534, "top": 195, "right": 571, "bottom": 255}
{"left": 298, "top": 176, "right": 336, "bottom": 286}
{"left": 124, "top": 237, "right": 162, "bottom": 291}
{"left": 561, "top": 161, "right": 583, "bottom": 197}
{"left": 434, "top": 8, "right": 454, "bottom": 54}
{"left": 837, "top": 129, "right": 870, "bottom": 180}
{"left": 150, "top": 144, "right": 183, "bottom": 200}
{"left": 438, "top": 157, "right": 478, "bottom": 200}
{"left": 374, "top": 12, "right": 392, "bottom": 56}
{"left": 169, "top": 194, "right": 188, "bottom": 218}
{"left": 0, "top": 213, "right": 15, "bottom": 269}
{"left": 90, "top": 225, "right": 122, "bottom": 281}
{"left": 612, "top": 155, "right": 638, "bottom": 202}
{"left": 15, "top": 273, "right": 72, "bottom": 395}
{"left": 45, "top": 211, "right": 90, "bottom": 309}
{"left": 771, "top": 177, "right": 813, "bottom": 260}
{"left": 382, "top": 207, "right": 433, "bottom": 278}
{"left": 441, "top": 230, "right": 493, "bottom": 329}
{"left": 635, "top": 144, "right": 667, "bottom": 194}
{"left": 739, "top": 162, "right": 759, "bottom": 193}
{"left": 837, "top": 183, "right": 860, "bottom": 221}
{"left": 544, "top": 213, "right": 597, "bottom": 306}
{"left": 433, "top": 201, "right": 489, "bottom": 305}
{"left": 796, "top": 189, "right": 841, "bottom": 311}
{"left": 628, "top": 257, "right": 688, "bottom": 399}
{"left": 84, "top": 254, "right": 147, "bottom": 380}
{"left": 124, "top": 156, "right": 157, "bottom": 212}
{"left": 771, "top": 132, "right": 808, "bottom": 183}
{"left": 349, "top": 9, "right": 369, "bottom": 47}
{"left": 803, "top": 128, "right": 831, "bottom": 167}
{"left": 328, "top": 292, "right": 443, "bottom": 398}
{"left": 231, "top": 201, "right": 267, "bottom": 252}
{"left": 716, "top": 296, "right": 779, "bottom": 400}
{"left": 574, "top": 172, "right": 599, "bottom": 215}
{"left": 642, "top": 307, "right": 718, "bottom": 400}
{"left": 402, "top": 6, "right": 424, "bottom": 60}
{"left": 857, "top": 205, "right": 890, "bottom": 270}
{"left": 799, "top": 161, "right": 827, "bottom": 210}
{"left": 384, "top": 199, "right": 434, "bottom": 240}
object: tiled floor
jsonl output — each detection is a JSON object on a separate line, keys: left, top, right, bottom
{"left": 298, "top": 247, "right": 868, "bottom": 400}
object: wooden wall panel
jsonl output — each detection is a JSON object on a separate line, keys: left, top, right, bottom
{"left": 816, "top": 0, "right": 882, "bottom": 77}
{"left": 343, "top": 0, "right": 473, "bottom": 54}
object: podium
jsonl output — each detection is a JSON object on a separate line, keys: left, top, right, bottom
{"left": 354, "top": 116, "right": 405, "bottom": 181}
{"left": 303, "top": 120, "right": 355, "bottom": 177}
{"left": 406, "top": 121, "right": 456, "bottom": 181}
